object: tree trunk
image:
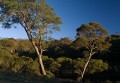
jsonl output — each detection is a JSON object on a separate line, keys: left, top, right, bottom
{"left": 37, "top": 52, "right": 46, "bottom": 76}
{"left": 80, "top": 53, "right": 92, "bottom": 82}
{"left": 32, "top": 41, "right": 46, "bottom": 76}
{"left": 21, "top": 23, "right": 46, "bottom": 76}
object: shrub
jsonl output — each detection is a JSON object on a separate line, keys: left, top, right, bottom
{"left": 73, "top": 58, "right": 109, "bottom": 80}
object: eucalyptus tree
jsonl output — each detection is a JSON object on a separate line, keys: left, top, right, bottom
{"left": 75, "top": 22, "right": 111, "bottom": 82}
{"left": 0, "top": 0, "right": 62, "bottom": 75}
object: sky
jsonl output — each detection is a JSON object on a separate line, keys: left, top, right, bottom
{"left": 0, "top": 0, "right": 120, "bottom": 39}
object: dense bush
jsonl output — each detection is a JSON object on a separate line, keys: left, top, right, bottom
{"left": 0, "top": 48, "right": 109, "bottom": 80}
{"left": 73, "top": 58, "right": 109, "bottom": 80}
{"left": 0, "top": 49, "right": 40, "bottom": 76}
{"left": 0, "top": 49, "right": 14, "bottom": 70}
{"left": 0, "top": 37, "right": 120, "bottom": 82}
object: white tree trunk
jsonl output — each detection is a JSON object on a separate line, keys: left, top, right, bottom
{"left": 32, "top": 41, "right": 46, "bottom": 76}
{"left": 80, "top": 53, "right": 92, "bottom": 82}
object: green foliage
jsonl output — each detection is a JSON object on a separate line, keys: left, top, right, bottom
{"left": 42, "top": 56, "right": 54, "bottom": 70}
{"left": 46, "top": 70, "right": 55, "bottom": 78}
{"left": 73, "top": 58, "right": 85, "bottom": 76}
{"left": 57, "top": 57, "right": 73, "bottom": 78}
{"left": 57, "top": 37, "right": 72, "bottom": 45}
{"left": 87, "top": 59, "right": 108, "bottom": 74}
{"left": 73, "top": 58, "right": 109, "bottom": 80}
{"left": 45, "top": 38, "right": 74, "bottom": 58}
{"left": 0, "top": 41, "right": 110, "bottom": 81}
{"left": 106, "top": 35, "right": 120, "bottom": 80}
{"left": 49, "top": 61, "right": 61, "bottom": 76}
{"left": 16, "top": 40, "right": 34, "bottom": 53}
{"left": 72, "top": 37, "right": 88, "bottom": 49}
{"left": 0, "top": 35, "right": 119, "bottom": 82}
{"left": 0, "top": 0, "right": 62, "bottom": 38}
{"left": 11, "top": 56, "right": 38, "bottom": 74}
{"left": 76, "top": 22, "right": 109, "bottom": 38}
{"left": 74, "top": 22, "right": 111, "bottom": 81}
{"left": 0, "top": 49, "right": 14, "bottom": 70}
{"left": 0, "top": 38, "right": 18, "bottom": 53}
{"left": 0, "top": 48, "right": 40, "bottom": 75}
{"left": 0, "top": 0, "right": 62, "bottom": 76}
{"left": 76, "top": 22, "right": 111, "bottom": 53}
{"left": 0, "top": 0, "right": 119, "bottom": 81}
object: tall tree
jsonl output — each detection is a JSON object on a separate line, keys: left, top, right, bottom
{"left": 0, "top": 0, "right": 62, "bottom": 76}
{"left": 75, "top": 22, "right": 111, "bottom": 82}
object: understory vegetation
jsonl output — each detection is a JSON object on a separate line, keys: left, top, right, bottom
{"left": 0, "top": 34, "right": 120, "bottom": 83}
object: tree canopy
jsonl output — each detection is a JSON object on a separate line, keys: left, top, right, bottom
{"left": 75, "top": 22, "right": 111, "bottom": 82}
{"left": 0, "top": 0, "right": 62, "bottom": 76}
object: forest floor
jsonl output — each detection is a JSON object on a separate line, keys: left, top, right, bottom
{"left": 0, "top": 71, "right": 77, "bottom": 83}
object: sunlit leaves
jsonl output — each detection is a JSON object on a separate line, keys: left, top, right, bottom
{"left": 73, "top": 58, "right": 108, "bottom": 75}
{"left": 76, "top": 22, "right": 111, "bottom": 53}
{"left": 76, "top": 22, "right": 109, "bottom": 38}
{"left": 0, "top": 0, "right": 62, "bottom": 35}
{"left": 0, "top": 0, "right": 62, "bottom": 52}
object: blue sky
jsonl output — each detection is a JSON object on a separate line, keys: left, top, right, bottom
{"left": 0, "top": 0, "right": 120, "bottom": 39}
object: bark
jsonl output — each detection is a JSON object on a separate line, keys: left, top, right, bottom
{"left": 38, "top": 54, "right": 46, "bottom": 76}
{"left": 80, "top": 52, "right": 92, "bottom": 83}
{"left": 19, "top": 10, "right": 46, "bottom": 75}
{"left": 31, "top": 41, "right": 46, "bottom": 76}
{"left": 21, "top": 23, "right": 46, "bottom": 76}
